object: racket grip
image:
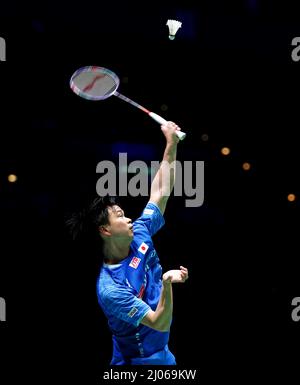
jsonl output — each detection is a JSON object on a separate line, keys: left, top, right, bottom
{"left": 148, "top": 112, "right": 186, "bottom": 140}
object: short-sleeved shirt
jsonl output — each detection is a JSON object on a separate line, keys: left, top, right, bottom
{"left": 96, "top": 202, "right": 170, "bottom": 363}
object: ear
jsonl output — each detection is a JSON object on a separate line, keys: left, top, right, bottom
{"left": 99, "top": 225, "right": 111, "bottom": 237}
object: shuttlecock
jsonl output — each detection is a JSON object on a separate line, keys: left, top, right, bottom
{"left": 166, "top": 19, "right": 182, "bottom": 40}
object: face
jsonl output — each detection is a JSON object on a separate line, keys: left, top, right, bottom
{"left": 104, "top": 205, "right": 133, "bottom": 239}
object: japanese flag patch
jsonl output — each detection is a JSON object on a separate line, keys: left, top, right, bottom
{"left": 138, "top": 242, "right": 149, "bottom": 255}
{"left": 129, "top": 256, "right": 141, "bottom": 269}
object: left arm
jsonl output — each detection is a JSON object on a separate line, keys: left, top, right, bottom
{"left": 149, "top": 121, "right": 181, "bottom": 215}
{"left": 140, "top": 266, "right": 188, "bottom": 331}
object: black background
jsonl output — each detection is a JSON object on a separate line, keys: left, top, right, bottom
{"left": 0, "top": 1, "right": 299, "bottom": 383}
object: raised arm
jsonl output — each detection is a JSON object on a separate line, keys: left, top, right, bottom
{"left": 140, "top": 266, "right": 188, "bottom": 332}
{"left": 149, "top": 121, "right": 181, "bottom": 215}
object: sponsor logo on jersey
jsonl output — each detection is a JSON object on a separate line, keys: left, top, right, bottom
{"left": 144, "top": 208, "right": 154, "bottom": 215}
{"left": 129, "top": 256, "right": 141, "bottom": 269}
{"left": 128, "top": 307, "right": 138, "bottom": 318}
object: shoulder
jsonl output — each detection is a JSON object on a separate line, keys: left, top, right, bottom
{"left": 98, "top": 280, "right": 130, "bottom": 304}
{"left": 134, "top": 202, "right": 164, "bottom": 226}
{"left": 97, "top": 266, "right": 123, "bottom": 296}
{"left": 133, "top": 201, "right": 165, "bottom": 237}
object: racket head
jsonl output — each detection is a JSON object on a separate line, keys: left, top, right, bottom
{"left": 69, "top": 66, "right": 120, "bottom": 101}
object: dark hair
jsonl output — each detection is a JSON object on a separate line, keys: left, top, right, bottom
{"left": 65, "top": 196, "right": 118, "bottom": 241}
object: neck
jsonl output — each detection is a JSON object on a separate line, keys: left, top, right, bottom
{"left": 103, "top": 238, "right": 131, "bottom": 264}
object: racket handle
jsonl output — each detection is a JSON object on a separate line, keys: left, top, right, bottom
{"left": 148, "top": 112, "right": 186, "bottom": 141}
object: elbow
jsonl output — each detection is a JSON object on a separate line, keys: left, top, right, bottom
{"left": 141, "top": 309, "right": 172, "bottom": 332}
{"left": 159, "top": 325, "right": 171, "bottom": 332}
{"left": 154, "top": 319, "right": 171, "bottom": 332}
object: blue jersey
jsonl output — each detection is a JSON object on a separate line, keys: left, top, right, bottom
{"left": 96, "top": 202, "right": 174, "bottom": 365}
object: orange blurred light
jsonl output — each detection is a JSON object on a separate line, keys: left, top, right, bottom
{"left": 221, "top": 147, "right": 230, "bottom": 156}
{"left": 287, "top": 193, "right": 296, "bottom": 202}
{"left": 8, "top": 174, "right": 17, "bottom": 183}
{"left": 242, "top": 162, "right": 251, "bottom": 171}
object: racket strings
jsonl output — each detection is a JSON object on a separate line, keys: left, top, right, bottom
{"left": 71, "top": 68, "right": 119, "bottom": 100}
{"left": 89, "top": 75, "right": 117, "bottom": 97}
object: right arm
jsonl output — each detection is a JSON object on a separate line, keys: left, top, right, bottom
{"left": 149, "top": 121, "right": 180, "bottom": 216}
{"left": 140, "top": 266, "right": 188, "bottom": 332}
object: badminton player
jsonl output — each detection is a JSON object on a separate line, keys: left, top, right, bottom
{"left": 68, "top": 121, "right": 188, "bottom": 365}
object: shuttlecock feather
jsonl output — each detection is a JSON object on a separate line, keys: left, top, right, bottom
{"left": 166, "top": 19, "right": 182, "bottom": 40}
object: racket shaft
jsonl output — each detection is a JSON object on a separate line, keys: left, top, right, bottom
{"left": 114, "top": 92, "right": 150, "bottom": 113}
{"left": 115, "top": 92, "right": 186, "bottom": 140}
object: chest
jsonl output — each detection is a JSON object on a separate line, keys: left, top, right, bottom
{"left": 125, "top": 243, "right": 160, "bottom": 298}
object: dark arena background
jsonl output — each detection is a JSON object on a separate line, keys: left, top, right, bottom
{"left": 0, "top": 1, "right": 299, "bottom": 383}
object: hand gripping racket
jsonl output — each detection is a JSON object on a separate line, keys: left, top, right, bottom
{"left": 69, "top": 66, "right": 186, "bottom": 140}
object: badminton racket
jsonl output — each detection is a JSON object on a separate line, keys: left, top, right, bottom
{"left": 69, "top": 66, "right": 186, "bottom": 140}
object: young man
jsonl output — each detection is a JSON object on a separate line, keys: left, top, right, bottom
{"left": 68, "top": 121, "right": 188, "bottom": 365}
{"left": 97, "top": 121, "right": 188, "bottom": 365}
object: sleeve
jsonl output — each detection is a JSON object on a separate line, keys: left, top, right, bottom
{"left": 135, "top": 202, "right": 165, "bottom": 236}
{"left": 101, "top": 286, "right": 151, "bottom": 327}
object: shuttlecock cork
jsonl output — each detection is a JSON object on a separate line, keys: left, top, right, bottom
{"left": 166, "top": 19, "right": 182, "bottom": 40}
